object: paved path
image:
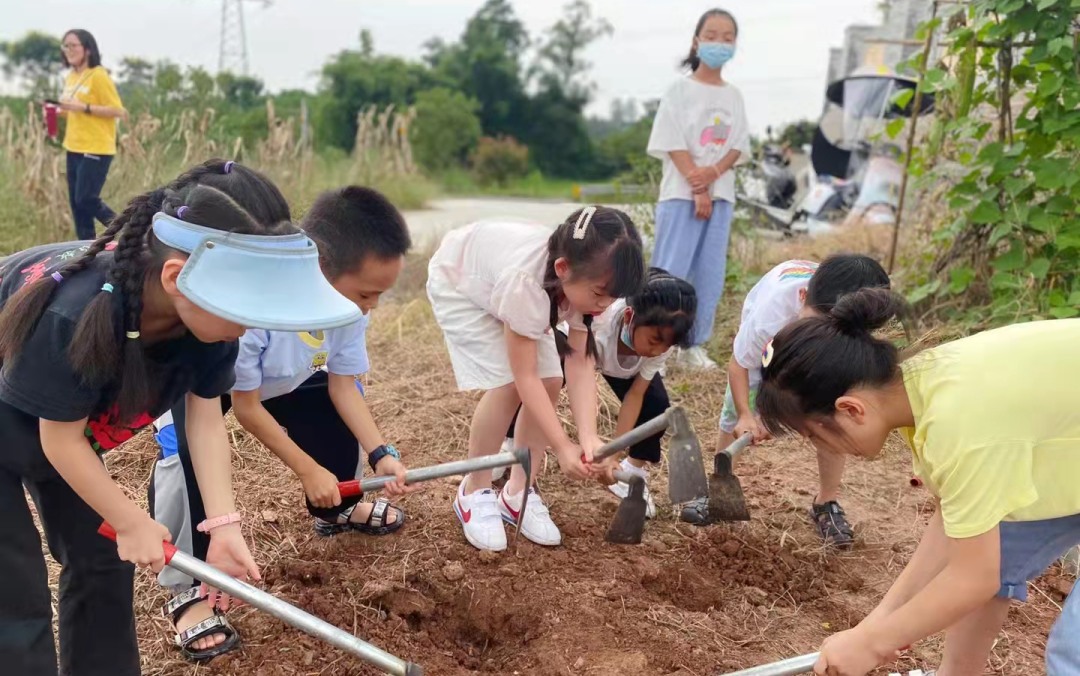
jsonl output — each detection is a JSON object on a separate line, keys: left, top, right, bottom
{"left": 402, "top": 197, "right": 586, "bottom": 246}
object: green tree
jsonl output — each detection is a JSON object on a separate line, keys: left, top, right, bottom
{"left": 0, "top": 31, "right": 62, "bottom": 99}
{"left": 535, "top": 0, "right": 613, "bottom": 101}
{"left": 318, "top": 31, "right": 437, "bottom": 150}
{"left": 426, "top": 0, "right": 531, "bottom": 139}
{"left": 216, "top": 71, "right": 265, "bottom": 108}
{"left": 409, "top": 88, "right": 482, "bottom": 171}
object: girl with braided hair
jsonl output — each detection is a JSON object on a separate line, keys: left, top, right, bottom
{"left": 427, "top": 206, "right": 646, "bottom": 552}
{"left": 0, "top": 159, "right": 361, "bottom": 675}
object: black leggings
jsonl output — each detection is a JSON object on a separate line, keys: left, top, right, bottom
{"left": 149, "top": 372, "right": 365, "bottom": 584}
{"left": 506, "top": 372, "right": 671, "bottom": 464}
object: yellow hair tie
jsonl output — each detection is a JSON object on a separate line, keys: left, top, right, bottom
{"left": 126, "top": 331, "right": 140, "bottom": 340}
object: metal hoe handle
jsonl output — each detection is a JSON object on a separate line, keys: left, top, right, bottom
{"left": 591, "top": 408, "right": 677, "bottom": 463}
{"left": 98, "top": 523, "right": 423, "bottom": 676}
{"left": 723, "top": 433, "right": 754, "bottom": 461}
{"left": 340, "top": 448, "right": 529, "bottom": 498}
{"left": 717, "top": 652, "right": 819, "bottom": 676}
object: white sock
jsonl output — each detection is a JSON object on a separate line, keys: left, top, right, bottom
{"left": 620, "top": 458, "right": 648, "bottom": 480}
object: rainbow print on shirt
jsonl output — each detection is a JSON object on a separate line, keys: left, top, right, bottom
{"left": 778, "top": 261, "right": 818, "bottom": 281}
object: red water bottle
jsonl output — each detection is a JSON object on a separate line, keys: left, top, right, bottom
{"left": 44, "top": 102, "right": 59, "bottom": 139}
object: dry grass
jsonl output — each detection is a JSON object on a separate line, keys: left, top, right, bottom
{"left": 0, "top": 101, "right": 432, "bottom": 255}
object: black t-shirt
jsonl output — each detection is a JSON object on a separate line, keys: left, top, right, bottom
{"left": 0, "top": 242, "right": 238, "bottom": 459}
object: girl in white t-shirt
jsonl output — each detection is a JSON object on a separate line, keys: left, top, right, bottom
{"left": 427, "top": 207, "right": 646, "bottom": 552}
{"left": 715, "top": 255, "right": 890, "bottom": 546}
{"left": 593, "top": 268, "right": 696, "bottom": 519}
{"left": 647, "top": 8, "right": 750, "bottom": 370}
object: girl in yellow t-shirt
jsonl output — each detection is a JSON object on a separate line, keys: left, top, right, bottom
{"left": 755, "top": 288, "right": 1080, "bottom": 676}
{"left": 58, "top": 29, "right": 126, "bottom": 241}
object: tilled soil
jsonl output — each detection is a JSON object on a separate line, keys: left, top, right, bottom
{"left": 91, "top": 295, "right": 1063, "bottom": 676}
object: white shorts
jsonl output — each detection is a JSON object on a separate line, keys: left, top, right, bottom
{"left": 427, "top": 266, "right": 562, "bottom": 391}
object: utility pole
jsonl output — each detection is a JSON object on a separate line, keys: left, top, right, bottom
{"left": 218, "top": 0, "right": 271, "bottom": 75}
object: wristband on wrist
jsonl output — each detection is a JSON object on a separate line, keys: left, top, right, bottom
{"left": 84, "top": 102, "right": 91, "bottom": 114}
{"left": 196, "top": 512, "right": 242, "bottom": 533}
{"left": 368, "top": 444, "right": 400, "bottom": 472}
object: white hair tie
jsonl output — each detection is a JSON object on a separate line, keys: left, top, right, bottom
{"left": 573, "top": 206, "right": 597, "bottom": 240}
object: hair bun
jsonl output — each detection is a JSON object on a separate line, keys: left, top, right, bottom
{"left": 829, "top": 288, "right": 905, "bottom": 336}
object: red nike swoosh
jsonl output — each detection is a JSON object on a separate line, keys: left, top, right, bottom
{"left": 461, "top": 506, "right": 472, "bottom": 523}
{"left": 501, "top": 494, "right": 519, "bottom": 519}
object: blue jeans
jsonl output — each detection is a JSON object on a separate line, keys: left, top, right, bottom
{"left": 651, "top": 198, "right": 734, "bottom": 346}
{"left": 66, "top": 152, "right": 116, "bottom": 240}
{"left": 997, "top": 515, "right": 1080, "bottom": 674}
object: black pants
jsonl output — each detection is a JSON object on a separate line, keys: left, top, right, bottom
{"left": 0, "top": 409, "right": 139, "bottom": 676}
{"left": 66, "top": 152, "right": 116, "bottom": 241}
{"left": 149, "top": 373, "right": 364, "bottom": 588}
{"left": 506, "top": 372, "right": 670, "bottom": 464}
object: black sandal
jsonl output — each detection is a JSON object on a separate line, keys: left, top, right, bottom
{"left": 679, "top": 496, "right": 710, "bottom": 525}
{"left": 314, "top": 497, "right": 406, "bottom": 537}
{"left": 810, "top": 500, "right": 855, "bottom": 549}
{"left": 164, "top": 586, "right": 241, "bottom": 662}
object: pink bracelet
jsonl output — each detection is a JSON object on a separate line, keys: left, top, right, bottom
{"left": 196, "top": 512, "right": 243, "bottom": 533}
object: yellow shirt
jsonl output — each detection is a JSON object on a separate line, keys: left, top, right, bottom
{"left": 61, "top": 67, "right": 123, "bottom": 156}
{"left": 901, "top": 319, "right": 1080, "bottom": 539}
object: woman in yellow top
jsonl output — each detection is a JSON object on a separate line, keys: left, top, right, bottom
{"left": 755, "top": 289, "right": 1080, "bottom": 676}
{"left": 58, "top": 29, "right": 126, "bottom": 240}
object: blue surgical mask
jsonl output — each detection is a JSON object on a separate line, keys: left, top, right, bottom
{"left": 697, "top": 42, "right": 736, "bottom": 69}
{"left": 620, "top": 314, "right": 635, "bottom": 350}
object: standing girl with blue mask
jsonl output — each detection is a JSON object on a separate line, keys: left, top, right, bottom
{"left": 0, "top": 159, "right": 361, "bottom": 676}
{"left": 428, "top": 207, "right": 645, "bottom": 553}
{"left": 647, "top": 8, "right": 750, "bottom": 370}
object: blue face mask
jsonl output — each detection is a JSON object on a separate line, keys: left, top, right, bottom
{"left": 697, "top": 42, "right": 736, "bottom": 69}
{"left": 620, "top": 313, "right": 635, "bottom": 350}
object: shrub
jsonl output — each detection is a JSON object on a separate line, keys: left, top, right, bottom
{"left": 472, "top": 135, "right": 529, "bottom": 186}
{"left": 409, "top": 87, "right": 482, "bottom": 172}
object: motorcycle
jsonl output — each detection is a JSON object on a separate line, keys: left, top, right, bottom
{"left": 738, "top": 66, "right": 934, "bottom": 237}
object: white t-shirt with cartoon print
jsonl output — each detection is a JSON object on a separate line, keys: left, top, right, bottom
{"left": 232, "top": 316, "right": 370, "bottom": 401}
{"left": 592, "top": 299, "right": 671, "bottom": 381}
{"left": 648, "top": 77, "right": 751, "bottom": 204}
{"left": 732, "top": 260, "right": 819, "bottom": 384}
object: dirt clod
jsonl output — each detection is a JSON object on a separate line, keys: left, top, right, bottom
{"left": 442, "top": 561, "right": 465, "bottom": 581}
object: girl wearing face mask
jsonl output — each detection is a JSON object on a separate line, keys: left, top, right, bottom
{"left": 647, "top": 8, "right": 750, "bottom": 371}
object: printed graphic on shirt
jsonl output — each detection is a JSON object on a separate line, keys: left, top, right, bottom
{"left": 10, "top": 242, "right": 111, "bottom": 287}
{"left": 296, "top": 330, "right": 330, "bottom": 372}
{"left": 699, "top": 111, "right": 733, "bottom": 147}
{"left": 85, "top": 405, "right": 156, "bottom": 452}
{"left": 778, "top": 261, "right": 817, "bottom": 280}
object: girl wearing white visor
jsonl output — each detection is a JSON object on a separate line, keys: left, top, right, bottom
{"left": 0, "top": 159, "right": 362, "bottom": 676}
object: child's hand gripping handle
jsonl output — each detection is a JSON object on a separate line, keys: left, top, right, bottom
{"left": 98, "top": 523, "right": 422, "bottom": 675}
{"left": 337, "top": 449, "right": 530, "bottom": 499}
{"left": 580, "top": 409, "right": 678, "bottom": 465}
{"left": 97, "top": 522, "right": 179, "bottom": 565}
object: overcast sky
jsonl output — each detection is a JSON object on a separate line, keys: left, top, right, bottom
{"left": 1, "top": 0, "right": 881, "bottom": 134}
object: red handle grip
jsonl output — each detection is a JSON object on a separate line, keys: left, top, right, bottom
{"left": 337, "top": 481, "right": 364, "bottom": 499}
{"left": 98, "top": 521, "right": 179, "bottom": 564}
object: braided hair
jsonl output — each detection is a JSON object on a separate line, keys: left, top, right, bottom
{"left": 0, "top": 159, "right": 294, "bottom": 423}
{"left": 543, "top": 206, "right": 646, "bottom": 360}
{"left": 626, "top": 268, "right": 697, "bottom": 349}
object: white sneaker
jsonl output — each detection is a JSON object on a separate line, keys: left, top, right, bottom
{"left": 606, "top": 459, "right": 657, "bottom": 519}
{"left": 676, "top": 346, "right": 719, "bottom": 371}
{"left": 454, "top": 478, "right": 506, "bottom": 551}
{"left": 499, "top": 487, "right": 561, "bottom": 546}
{"left": 491, "top": 438, "right": 513, "bottom": 481}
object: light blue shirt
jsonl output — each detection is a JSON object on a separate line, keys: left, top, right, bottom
{"left": 233, "top": 315, "right": 369, "bottom": 401}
